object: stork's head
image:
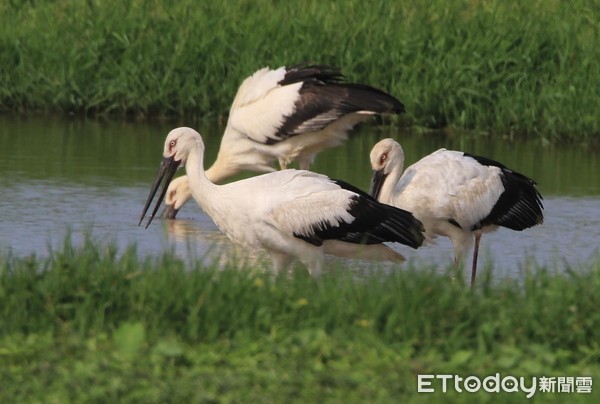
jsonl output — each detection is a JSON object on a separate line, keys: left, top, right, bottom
{"left": 160, "top": 176, "right": 191, "bottom": 219}
{"left": 369, "top": 138, "right": 404, "bottom": 174}
{"left": 140, "top": 127, "right": 203, "bottom": 228}
{"left": 369, "top": 138, "right": 404, "bottom": 200}
{"left": 163, "top": 127, "right": 204, "bottom": 164}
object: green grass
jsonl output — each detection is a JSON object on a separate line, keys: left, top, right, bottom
{"left": 0, "top": 0, "right": 598, "bottom": 143}
{"left": 1, "top": 237, "right": 599, "bottom": 402}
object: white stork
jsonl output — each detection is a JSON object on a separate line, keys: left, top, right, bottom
{"left": 160, "top": 176, "right": 190, "bottom": 219}
{"left": 161, "top": 64, "right": 404, "bottom": 218}
{"left": 369, "top": 138, "right": 544, "bottom": 286}
{"left": 141, "top": 128, "right": 425, "bottom": 276}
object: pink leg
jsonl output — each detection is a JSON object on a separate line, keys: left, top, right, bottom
{"left": 299, "top": 160, "right": 310, "bottom": 170}
{"left": 471, "top": 233, "right": 482, "bottom": 287}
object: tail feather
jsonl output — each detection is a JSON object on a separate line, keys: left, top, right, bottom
{"left": 334, "top": 180, "right": 425, "bottom": 249}
{"left": 340, "top": 200, "right": 425, "bottom": 249}
{"left": 464, "top": 153, "right": 544, "bottom": 231}
{"left": 481, "top": 170, "right": 544, "bottom": 231}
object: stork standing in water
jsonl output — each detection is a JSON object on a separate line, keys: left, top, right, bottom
{"left": 160, "top": 64, "right": 404, "bottom": 218}
{"left": 141, "top": 128, "right": 425, "bottom": 277}
{"left": 369, "top": 138, "right": 544, "bottom": 286}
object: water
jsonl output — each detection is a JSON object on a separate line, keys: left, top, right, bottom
{"left": 1, "top": 115, "right": 598, "bottom": 278}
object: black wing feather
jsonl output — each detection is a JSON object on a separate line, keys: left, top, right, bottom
{"left": 464, "top": 153, "right": 544, "bottom": 231}
{"left": 277, "top": 64, "right": 345, "bottom": 86}
{"left": 293, "top": 179, "right": 425, "bottom": 249}
{"left": 264, "top": 65, "right": 404, "bottom": 145}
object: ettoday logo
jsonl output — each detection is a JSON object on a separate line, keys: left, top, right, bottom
{"left": 417, "top": 374, "right": 593, "bottom": 398}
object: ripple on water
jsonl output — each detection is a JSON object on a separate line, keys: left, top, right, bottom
{"left": 2, "top": 178, "right": 597, "bottom": 281}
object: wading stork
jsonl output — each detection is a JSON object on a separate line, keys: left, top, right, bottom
{"left": 160, "top": 176, "right": 190, "bottom": 219}
{"left": 161, "top": 64, "right": 404, "bottom": 219}
{"left": 369, "top": 138, "right": 544, "bottom": 286}
{"left": 141, "top": 128, "right": 425, "bottom": 277}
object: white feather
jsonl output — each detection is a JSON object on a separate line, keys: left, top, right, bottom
{"left": 228, "top": 79, "right": 302, "bottom": 144}
{"left": 369, "top": 138, "right": 518, "bottom": 285}
{"left": 393, "top": 149, "right": 504, "bottom": 231}
{"left": 149, "top": 128, "right": 417, "bottom": 277}
{"left": 161, "top": 65, "right": 402, "bottom": 219}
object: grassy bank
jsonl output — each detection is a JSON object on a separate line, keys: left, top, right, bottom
{"left": 0, "top": 0, "right": 598, "bottom": 143}
{"left": 1, "top": 239, "right": 599, "bottom": 401}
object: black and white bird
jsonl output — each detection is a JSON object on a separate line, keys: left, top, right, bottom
{"left": 141, "top": 128, "right": 425, "bottom": 277}
{"left": 369, "top": 138, "right": 544, "bottom": 286}
{"left": 161, "top": 64, "right": 404, "bottom": 219}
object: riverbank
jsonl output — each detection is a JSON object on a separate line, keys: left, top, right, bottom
{"left": 1, "top": 239, "right": 598, "bottom": 401}
{"left": 1, "top": 0, "right": 598, "bottom": 144}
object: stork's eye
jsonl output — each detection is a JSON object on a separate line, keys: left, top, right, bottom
{"left": 380, "top": 153, "right": 387, "bottom": 165}
{"left": 168, "top": 140, "right": 177, "bottom": 152}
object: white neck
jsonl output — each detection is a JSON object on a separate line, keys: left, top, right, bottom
{"left": 185, "top": 143, "right": 221, "bottom": 215}
{"left": 203, "top": 125, "right": 243, "bottom": 184}
{"left": 379, "top": 154, "right": 405, "bottom": 205}
{"left": 205, "top": 129, "right": 277, "bottom": 184}
{"left": 205, "top": 154, "right": 238, "bottom": 183}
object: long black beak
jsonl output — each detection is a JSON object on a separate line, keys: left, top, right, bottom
{"left": 160, "top": 204, "right": 179, "bottom": 220}
{"left": 139, "top": 156, "right": 181, "bottom": 228}
{"left": 369, "top": 169, "right": 387, "bottom": 201}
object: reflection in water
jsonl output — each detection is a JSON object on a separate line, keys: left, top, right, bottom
{"left": 0, "top": 115, "right": 598, "bottom": 280}
{"left": 161, "top": 196, "right": 600, "bottom": 280}
{"left": 2, "top": 177, "right": 596, "bottom": 280}
{"left": 165, "top": 219, "right": 268, "bottom": 270}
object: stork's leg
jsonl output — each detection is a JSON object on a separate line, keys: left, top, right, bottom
{"left": 299, "top": 153, "right": 318, "bottom": 171}
{"left": 278, "top": 159, "right": 288, "bottom": 170}
{"left": 470, "top": 233, "right": 482, "bottom": 287}
{"left": 449, "top": 230, "right": 471, "bottom": 283}
{"left": 450, "top": 257, "right": 459, "bottom": 281}
{"left": 269, "top": 251, "right": 293, "bottom": 276}
{"left": 297, "top": 246, "right": 324, "bottom": 278}
{"left": 298, "top": 160, "right": 310, "bottom": 170}
{"left": 301, "top": 256, "right": 322, "bottom": 278}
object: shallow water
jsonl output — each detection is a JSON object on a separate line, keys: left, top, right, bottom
{"left": 1, "top": 115, "right": 598, "bottom": 278}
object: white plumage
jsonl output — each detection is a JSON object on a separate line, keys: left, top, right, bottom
{"left": 161, "top": 64, "right": 404, "bottom": 218}
{"left": 160, "top": 176, "right": 190, "bottom": 219}
{"left": 369, "top": 138, "right": 544, "bottom": 285}
{"left": 141, "top": 128, "right": 425, "bottom": 277}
